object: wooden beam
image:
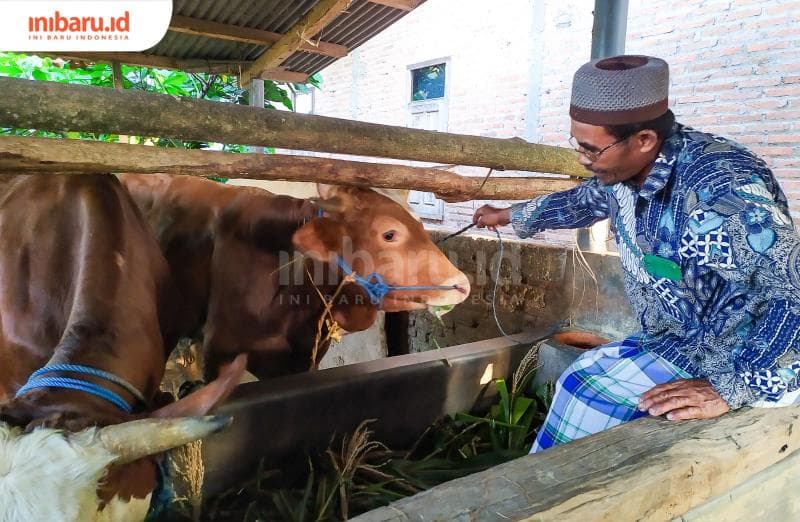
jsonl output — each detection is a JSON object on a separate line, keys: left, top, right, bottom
{"left": 0, "top": 77, "right": 588, "bottom": 177}
{"left": 168, "top": 15, "right": 348, "bottom": 58}
{"left": 0, "top": 136, "right": 578, "bottom": 202}
{"left": 681, "top": 449, "right": 800, "bottom": 520}
{"left": 46, "top": 52, "right": 251, "bottom": 75}
{"left": 362, "top": 406, "right": 800, "bottom": 520}
{"left": 242, "top": 0, "right": 353, "bottom": 83}
{"left": 367, "top": 0, "right": 421, "bottom": 11}
{"left": 52, "top": 52, "right": 309, "bottom": 82}
{"left": 260, "top": 67, "right": 309, "bottom": 83}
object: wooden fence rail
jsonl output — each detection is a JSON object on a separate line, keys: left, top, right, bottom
{"left": 0, "top": 136, "right": 578, "bottom": 202}
{"left": 0, "top": 77, "right": 588, "bottom": 179}
{"left": 356, "top": 405, "right": 800, "bottom": 521}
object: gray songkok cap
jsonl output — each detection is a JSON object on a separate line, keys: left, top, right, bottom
{"left": 570, "top": 55, "right": 669, "bottom": 125}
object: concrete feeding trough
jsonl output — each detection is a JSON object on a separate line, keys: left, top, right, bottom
{"left": 203, "top": 329, "right": 551, "bottom": 495}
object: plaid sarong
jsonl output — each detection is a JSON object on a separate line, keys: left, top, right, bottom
{"left": 530, "top": 336, "right": 691, "bottom": 453}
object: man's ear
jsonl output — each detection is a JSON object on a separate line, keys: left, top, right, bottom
{"left": 292, "top": 217, "right": 345, "bottom": 262}
{"left": 637, "top": 129, "right": 660, "bottom": 153}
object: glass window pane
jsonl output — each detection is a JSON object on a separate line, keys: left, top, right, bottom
{"left": 411, "top": 63, "right": 446, "bottom": 101}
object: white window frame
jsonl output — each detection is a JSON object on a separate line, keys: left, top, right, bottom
{"left": 406, "top": 57, "right": 451, "bottom": 220}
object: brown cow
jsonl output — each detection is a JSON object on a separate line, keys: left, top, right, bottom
{"left": 118, "top": 174, "right": 471, "bottom": 380}
{"left": 0, "top": 174, "right": 244, "bottom": 521}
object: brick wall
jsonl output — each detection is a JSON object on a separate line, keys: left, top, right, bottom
{"left": 313, "top": 0, "right": 800, "bottom": 244}
{"left": 627, "top": 0, "right": 800, "bottom": 218}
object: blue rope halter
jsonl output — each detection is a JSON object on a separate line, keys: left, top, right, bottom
{"left": 335, "top": 256, "right": 460, "bottom": 306}
{"left": 15, "top": 364, "right": 146, "bottom": 414}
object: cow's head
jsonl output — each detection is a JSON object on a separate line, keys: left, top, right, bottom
{"left": 0, "top": 354, "right": 247, "bottom": 522}
{"left": 0, "top": 416, "right": 225, "bottom": 522}
{"left": 292, "top": 185, "right": 471, "bottom": 313}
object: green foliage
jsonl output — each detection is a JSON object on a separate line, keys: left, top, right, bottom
{"left": 0, "top": 52, "right": 321, "bottom": 152}
{"left": 451, "top": 342, "right": 549, "bottom": 452}
{"left": 455, "top": 378, "right": 545, "bottom": 452}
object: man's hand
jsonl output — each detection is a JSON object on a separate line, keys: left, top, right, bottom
{"left": 473, "top": 205, "right": 511, "bottom": 231}
{"left": 638, "top": 378, "right": 730, "bottom": 420}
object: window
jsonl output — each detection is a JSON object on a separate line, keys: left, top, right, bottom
{"left": 411, "top": 63, "right": 446, "bottom": 101}
{"left": 407, "top": 59, "right": 450, "bottom": 220}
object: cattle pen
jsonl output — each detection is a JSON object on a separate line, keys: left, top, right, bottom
{"left": 1, "top": 73, "right": 798, "bottom": 521}
{"left": 1, "top": 0, "right": 800, "bottom": 518}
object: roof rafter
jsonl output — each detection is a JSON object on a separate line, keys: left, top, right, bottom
{"left": 367, "top": 0, "right": 421, "bottom": 11}
{"left": 168, "top": 15, "right": 348, "bottom": 59}
{"left": 53, "top": 53, "right": 308, "bottom": 83}
{"left": 241, "top": 0, "right": 354, "bottom": 84}
{"left": 261, "top": 67, "right": 309, "bottom": 83}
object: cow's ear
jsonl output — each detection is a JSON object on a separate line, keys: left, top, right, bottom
{"left": 151, "top": 353, "right": 248, "bottom": 418}
{"left": 317, "top": 184, "right": 357, "bottom": 213}
{"left": 292, "top": 217, "right": 344, "bottom": 261}
{"left": 317, "top": 183, "right": 337, "bottom": 199}
{"left": 309, "top": 195, "right": 345, "bottom": 214}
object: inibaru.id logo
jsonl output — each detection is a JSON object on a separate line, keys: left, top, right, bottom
{"left": 3, "top": 1, "right": 172, "bottom": 52}
{"left": 28, "top": 10, "right": 130, "bottom": 41}
{"left": 29, "top": 10, "right": 130, "bottom": 34}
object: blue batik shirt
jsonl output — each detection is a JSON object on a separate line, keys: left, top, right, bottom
{"left": 510, "top": 123, "right": 800, "bottom": 409}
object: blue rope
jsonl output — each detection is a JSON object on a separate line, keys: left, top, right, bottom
{"left": 15, "top": 364, "right": 145, "bottom": 413}
{"left": 15, "top": 376, "right": 132, "bottom": 413}
{"left": 26, "top": 364, "right": 146, "bottom": 404}
{"left": 335, "top": 256, "right": 460, "bottom": 305}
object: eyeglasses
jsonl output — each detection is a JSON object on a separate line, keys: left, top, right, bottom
{"left": 568, "top": 135, "right": 630, "bottom": 162}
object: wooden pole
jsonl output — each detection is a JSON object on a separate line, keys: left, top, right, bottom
{"left": 111, "top": 61, "right": 129, "bottom": 145}
{"left": 0, "top": 77, "right": 588, "bottom": 178}
{"left": 0, "top": 136, "right": 578, "bottom": 202}
{"left": 248, "top": 78, "right": 266, "bottom": 154}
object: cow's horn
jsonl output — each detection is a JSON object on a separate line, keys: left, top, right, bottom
{"left": 94, "top": 415, "right": 232, "bottom": 464}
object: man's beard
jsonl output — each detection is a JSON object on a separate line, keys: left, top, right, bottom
{"left": 586, "top": 167, "right": 616, "bottom": 185}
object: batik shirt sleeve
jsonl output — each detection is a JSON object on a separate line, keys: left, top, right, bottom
{"left": 508, "top": 177, "right": 611, "bottom": 239}
{"left": 680, "top": 169, "right": 800, "bottom": 409}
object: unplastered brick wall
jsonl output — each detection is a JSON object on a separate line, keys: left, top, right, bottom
{"left": 626, "top": 0, "right": 800, "bottom": 219}
{"left": 313, "top": 0, "right": 800, "bottom": 245}
{"left": 315, "top": 0, "right": 534, "bottom": 131}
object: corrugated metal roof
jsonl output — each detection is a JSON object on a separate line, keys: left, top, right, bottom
{"left": 284, "top": 0, "right": 407, "bottom": 74}
{"left": 136, "top": 0, "right": 423, "bottom": 79}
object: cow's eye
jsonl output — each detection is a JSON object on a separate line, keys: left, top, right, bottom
{"left": 383, "top": 230, "right": 397, "bottom": 242}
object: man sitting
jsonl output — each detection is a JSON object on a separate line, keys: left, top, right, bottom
{"left": 474, "top": 55, "right": 800, "bottom": 451}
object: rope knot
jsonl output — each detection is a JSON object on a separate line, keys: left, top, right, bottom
{"left": 361, "top": 273, "right": 391, "bottom": 305}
